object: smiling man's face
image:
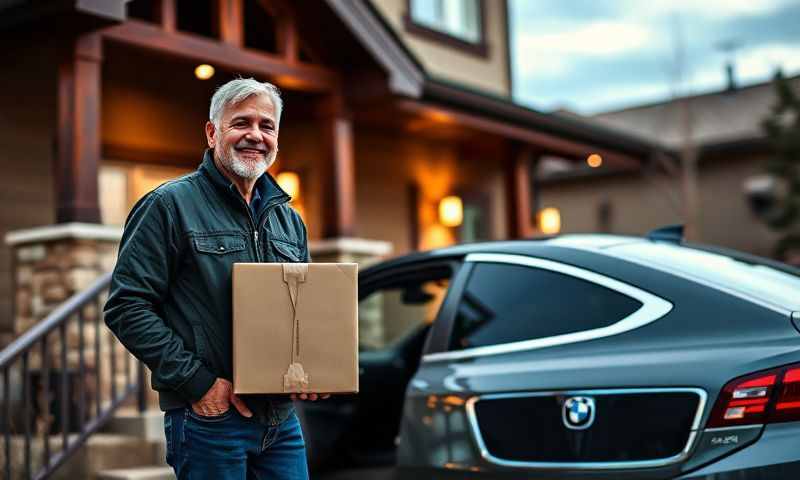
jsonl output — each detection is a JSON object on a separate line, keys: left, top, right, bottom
{"left": 207, "top": 94, "right": 278, "bottom": 180}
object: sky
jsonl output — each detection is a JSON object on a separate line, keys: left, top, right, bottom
{"left": 509, "top": 0, "right": 800, "bottom": 114}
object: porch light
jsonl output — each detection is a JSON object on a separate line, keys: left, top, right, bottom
{"left": 587, "top": 154, "right": 603, "bottom": 168}
{"left": 277, "top": 171, "right": 300, "bottom": 199}
{"left": 538, "top": 207, "right": 561, "bottom": 235}
{"left": 194, "top": 64, "right": 215, "bottom": 80}
{"left": 439, "top": 196, "right": 463, "bottom": 227}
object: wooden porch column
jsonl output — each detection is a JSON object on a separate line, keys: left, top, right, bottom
{"left": 155, "top": 0, "right": 176, "bottom": 33}
{"left": 506, "top": 146, "right": 535, "bottom": 238}
{"left": 317, "top": 94, "right": 356, "bottom": 238}
{"left": 56, "top": 33, "right": 102, "bottom": 224}
{"left": 217, "top": 0, "right": 244, "bottom": 47}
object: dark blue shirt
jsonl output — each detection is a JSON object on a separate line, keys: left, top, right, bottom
{"left": 248, "top": 181, "right": 263, "bottom": 218}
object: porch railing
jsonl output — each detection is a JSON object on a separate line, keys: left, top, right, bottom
{"left": 0, "top": 272, "right": 147, "bottom": 480}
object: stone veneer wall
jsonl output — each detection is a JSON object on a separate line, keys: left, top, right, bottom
{"left": 4, "top": 224, "right": 158, "bottom": 431}
{"left": 13, "top": 239, "right": 118, "bottom": 336}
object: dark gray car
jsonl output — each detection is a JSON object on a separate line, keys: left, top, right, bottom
{"left": 303, "top": 232, "right": 800, "bottom": 479}
{"left": 393, "top": 233, "right": 800, "bottom": 479}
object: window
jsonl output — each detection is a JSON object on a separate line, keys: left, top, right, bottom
{"left": 609, "top": 242, "right": 800, "bottom": 311}
{"left": 458, "top": 192, "right": 491, "bottom": 243}
{"left": 408, "top": 0, "right": 484, "bottom": 50}
{"left": 359, "top": 277, "right": 450, "bottom": 352}
{"left": 450, "top": 263, "right": 642, "bottom": 350}
{"left": 99, "top": 162, "right": 192, "bottom": 226}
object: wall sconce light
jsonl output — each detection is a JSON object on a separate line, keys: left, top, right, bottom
{"left": 587, "top": 153, "right": 603, "bottom": 168}
{"left": 277, "top": 171, "right": 300, "bottom": 199}
{"left": 439, "top": 196, "right": 463, "bottom": 227}
{"left": 538, "top": 207, "right": 561, "bottom": 235}
{"left": 194, "top": 64, "right": 215, "bottom": 80}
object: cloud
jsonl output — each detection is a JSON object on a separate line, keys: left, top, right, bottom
{"left": 515, "top": 21, "right": 655, "bottom": 77}
{"left": 684, "top": 43, "right": 800, "bottom": 91}
{"left": 509, "top": 0, "right": 800, "bottom": 113}
{"left": 625, "top": 0, "right": 793, "bottom": 19}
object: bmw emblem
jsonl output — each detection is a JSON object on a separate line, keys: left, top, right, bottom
{"left": 562, "top": 396, "right": 596, "bottom": 430}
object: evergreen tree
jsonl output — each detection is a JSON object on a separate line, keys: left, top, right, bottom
{"left": 760, "top": 70, "right": 800, "bottom": 261}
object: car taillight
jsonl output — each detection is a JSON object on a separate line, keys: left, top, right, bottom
{"left": 771, "top": 366, "right": 800, "bottom": 422}
{"left": 708, "top": 363, "right": 800, "bottom": 428}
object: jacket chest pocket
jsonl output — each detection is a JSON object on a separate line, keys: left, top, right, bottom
{"left": 270, "top": 238, "right": 303, "bottom": 262}
{"left": 193, "top": 233, "right": 247, "bottom": 256}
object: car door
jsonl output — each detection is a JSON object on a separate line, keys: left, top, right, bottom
{"left": 300, "top": 259, "right": 462, "bottom": 472}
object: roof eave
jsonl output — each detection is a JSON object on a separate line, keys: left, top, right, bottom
{"left": 0, "top": 0, "right": 127, "bottom": 34}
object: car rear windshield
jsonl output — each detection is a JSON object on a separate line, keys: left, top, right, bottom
{"left": 608, "top": 242, "right": 800, "bottom": 311}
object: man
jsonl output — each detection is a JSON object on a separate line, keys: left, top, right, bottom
{"left": 104, "top": 78, "right": 325, "bottom": 479}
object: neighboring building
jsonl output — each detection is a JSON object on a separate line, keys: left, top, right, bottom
{"left": 0, "top": 0, "right": 659, "bottom": 336}
{"left": 538, "top": 75, "right": 800, "bottom": 259}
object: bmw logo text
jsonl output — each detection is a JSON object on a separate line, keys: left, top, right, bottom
{"left": 562, "top": 396, "right": 596, "bottom": 430}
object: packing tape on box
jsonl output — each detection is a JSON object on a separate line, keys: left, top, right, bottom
{"left": 282, "top": 263, "right": 310, "bottom": 392}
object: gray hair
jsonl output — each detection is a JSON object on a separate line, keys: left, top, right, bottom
{"left": 209, "top": 78, "right": 283, "bottom": 129}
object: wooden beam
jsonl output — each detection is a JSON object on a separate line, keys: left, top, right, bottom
{"left": 254, "top": 0, "right": 327, "bottom": 65}
{"left": 56, "top": 33, "right": 103, "bottom": 223}
{"left": 217, "top": 0, "right": 243, "bottom": 47}
{"left": 155, "top": 0, "right": 176, "bottom": 33}
{"left": 277, "top": 18, "right": 299, "bottom": 63}
{"left": 276, "top": 14, "right": 298, "bottom": 62}
{"left": 101, "top": 19, "right": 339, "bottom": 92}
{"left": 318, "top": 95, "right": 356, "bottom": 238}
{"left": 102, "top": 143, "right": 200, "bottom": 169}
{"left": 506, "top": 146, "right": 535, "bottom": 238}
{"left": 396, "top": 100, "right": 642, "bottom": 168}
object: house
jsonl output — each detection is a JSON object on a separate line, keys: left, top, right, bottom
{"left": 0, "top": 0, "right": 662, "bottom": 477}
{"left": 537, "top": 74, "right": 800, "bottom": 260}
{"left": 0, "top": 0, "right": 660, "bottom": 337}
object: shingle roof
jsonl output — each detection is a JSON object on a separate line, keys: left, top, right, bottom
{"left": 586, "top": 75, "right": 800, "bottom": 149}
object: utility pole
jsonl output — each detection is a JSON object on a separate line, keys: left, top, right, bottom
{"left": 667, "top": 16, "right": 699, "bottom": 241}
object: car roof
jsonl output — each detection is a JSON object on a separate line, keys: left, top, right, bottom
{"left": 362, "top": 234, "right": 643, "bottom": 274}
{"left": 364, "top": 234, "right": 800, "bottom": 312}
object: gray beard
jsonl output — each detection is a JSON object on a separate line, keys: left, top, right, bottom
{"left": 221, "top": 146, "right": 277, "bottom": 180}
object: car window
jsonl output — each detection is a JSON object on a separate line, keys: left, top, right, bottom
{"left": 609, "top": 242, "right": 800, "bottom": 310}
{"left": 359, "top": 278, "right": 450, "bottom": 352}
{"left": 450, "top": 262, "right": 642, "bottom": 350}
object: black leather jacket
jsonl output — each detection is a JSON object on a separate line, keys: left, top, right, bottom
{"left": 104, "top": 149, "right": 309, "bottom": 424}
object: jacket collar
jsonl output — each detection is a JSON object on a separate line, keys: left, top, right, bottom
{"left": 199, "top": 148, "right": 291, "bottom": 210}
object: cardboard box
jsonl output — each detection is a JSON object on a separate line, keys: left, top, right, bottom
{"left": 233, "top": 262, "right": 359, "bottom": 394}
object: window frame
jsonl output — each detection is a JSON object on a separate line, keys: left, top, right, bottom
{"left": 422, "top": 253, "right": 673, "bottom": 362}
{"left": 404, "top": 0, "right": 489, "bottom": 58}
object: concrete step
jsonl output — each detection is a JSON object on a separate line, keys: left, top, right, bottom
{"left": 0, "top": 432, "right": 165, "bottom": 480}
{"left": 96, "top": 466, "right": 175, "bottom": 480}
{"left": 51, "top": 433, "right": 166, "bottom": 480}
{"left": 101, "top": 407, "right": 165, "bottom": 441}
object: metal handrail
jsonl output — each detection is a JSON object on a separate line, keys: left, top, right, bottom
{"left": 0, "top": 271, "right": 148, "bottom": 480}
{"left": 0, "top": 273, "right": 111, "bottom": 368}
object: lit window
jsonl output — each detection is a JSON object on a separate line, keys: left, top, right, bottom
{"left": 410, "top": 0, "right": 481, "bottom": 44}
{"left": 99, "top": 162, "right": 192, "bottom": 225}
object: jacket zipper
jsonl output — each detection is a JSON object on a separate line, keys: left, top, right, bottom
{"left": 237, "top": 194, "right": 288, "bottom": 263}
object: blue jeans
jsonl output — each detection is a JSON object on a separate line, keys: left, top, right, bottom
{"left": 164, "top": 407, "right": 309, "bottom": 479}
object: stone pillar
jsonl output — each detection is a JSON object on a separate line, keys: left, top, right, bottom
{"left": 5, "top": 223, "right": 121, "bottom": 336}
{"left": 308, "top": 237, "right": 392, "bottom": 267}
{"left": 4, "top": 223, "right": 159, "bottom": 421}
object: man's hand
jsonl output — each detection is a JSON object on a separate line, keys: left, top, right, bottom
{"left": 290, "top": 393, "right": 331, "bottom": 401}
{"left": 191, "top": 378, "right": 253, "bottom": 417}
